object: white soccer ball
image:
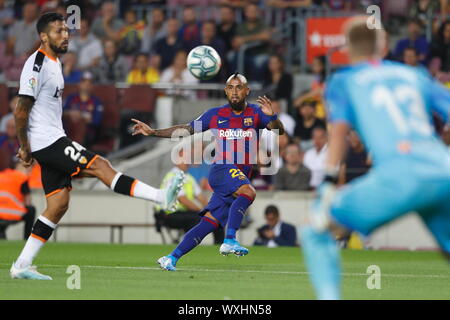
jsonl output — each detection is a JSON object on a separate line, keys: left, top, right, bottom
{"left": 187, "top": 45, "right": 222, "bottom": 80}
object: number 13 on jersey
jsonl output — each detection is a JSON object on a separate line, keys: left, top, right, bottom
{"left": 372, "top": 85, "right": 433, "bottom": 136}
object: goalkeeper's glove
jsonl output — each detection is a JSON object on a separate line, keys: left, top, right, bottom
{"left": 310, "top": 169, "right": 339, "bottom": 232}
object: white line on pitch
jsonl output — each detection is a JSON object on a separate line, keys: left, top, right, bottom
{"left": 0, "top": 263, "right": 448, "bottom": 279}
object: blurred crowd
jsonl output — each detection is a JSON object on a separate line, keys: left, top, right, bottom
{"left": 1, "top": 0, "right": 450, "bottom": 193}
{"left": 0, "top": 0, "right": 447, "bottom": 84}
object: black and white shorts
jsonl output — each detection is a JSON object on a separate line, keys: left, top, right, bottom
{"left": 32, "top": 137, "right": 98, "bottom": 196}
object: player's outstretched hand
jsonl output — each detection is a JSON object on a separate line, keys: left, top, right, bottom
{"left": 310, "top": 181, "right": 337, "bottom": 232}
{"left": 17, "top": 147, "right": 34, "bottom": 167}
{"left": 131, "top": 118, "right": 155, "bottom": 136}
{"left": 257, "top": 95, "right": 274, "bottom": 116}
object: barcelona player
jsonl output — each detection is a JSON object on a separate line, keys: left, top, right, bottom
{"left": 300, "top": 17, "right": 450, "bottom": 299}
{"left": 132, "top": 73, "right": 285, "bottom": 270}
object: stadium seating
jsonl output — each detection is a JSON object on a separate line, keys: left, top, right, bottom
{"left": 61, "top": 84, "right": 160, "bottom": 153}
{"left": 382, "top": 0, "right": 413, "bottom": 19}
{"left": 62, "top": 114, "right": 87, "bottom": 144}
{"left": 0, "top": 41, "right": 12, "bottom": 81}
{"left": 0, "top": 148, "right": 11, "bottom": 170}
{"left": 62, "top": 83, "right": 79, "bottom": 98}
{"left": 119, "top": 85, "right": 157, "bottom": 113}
{"left": 61, "top": 84, "right": 121, "bottom": 154}
{"left": 91, "top": 85, "right": 121, "bottom": 154}
{"left": 5, "top": 56, "right": 27, "bottom": 82}
{"left": 382, "top": 0, "right": 413, "bottom": 33}
{"left": 117, "top": 85, "right": 158, "bottom": 148}
{"left": 61, "top": 83, "right": 87, "bottom": 146}
{"left": 92, "top": 84, "right": 120, "bottom": 127}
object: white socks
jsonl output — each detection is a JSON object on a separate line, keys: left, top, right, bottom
{"left": 15, "top": 216, "right": 56, "bottom": 269}
{"left": 110, "top": 172, "right": 164, "bottom": 203}
{"left": 132, "top": 180, "right": 164, "bottom": 203}
{"left": 110, "top": 172, "right": 122, "bottom": 191}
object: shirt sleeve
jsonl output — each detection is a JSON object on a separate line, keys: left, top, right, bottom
{"left": 18, "top": 57, "right": 43, "bottom": 100}
{"left": 189, "top": 108, "right": 216, "bottom": 133}
{"left": 324, "top": 75, "right": 355, "bottom": 126}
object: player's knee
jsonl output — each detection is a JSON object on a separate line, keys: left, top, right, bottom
{"left": 48, "top": 199, "right": 69, "bottom": 217}
{"left": 89, "top": 156, "right": 110, "bottom": 170}
{"left": 57, "top": 196, "right": 69, "bottom": 214}
{"left": 46, "top": 188, "right": 70, "bottom": 218}
{"left": 58, "top": 201, "right": 69, "bottom": 215}
{"left": 204, "top": 211, "right": 218, "bottom": 223}
{"left": 85, "top": 156, "right": 112, "bottom": 177}
{"left": 239, "top": 184, "right": 256, "bottom": 201}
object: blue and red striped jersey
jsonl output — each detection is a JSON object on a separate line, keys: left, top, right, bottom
{"left": 189, "top": 103, "right": 274, "bottom": 176}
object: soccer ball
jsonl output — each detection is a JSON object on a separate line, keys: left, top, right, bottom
{"left": 187, "top": 45, "right": 221, "bottom": 80}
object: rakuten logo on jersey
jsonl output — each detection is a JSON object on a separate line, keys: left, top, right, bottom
{"left": 218, "top": 129, "right": 253, "bottom": 140}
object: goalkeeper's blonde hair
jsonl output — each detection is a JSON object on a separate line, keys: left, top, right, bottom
{"left": 344, "top": 16, "right": 385, "bottom": 59}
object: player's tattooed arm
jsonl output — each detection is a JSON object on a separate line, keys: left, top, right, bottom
{"left": 131, "top": 118, "right": 194, "bottom": 138}
{"left": 14, "top": 95, "right": 34, "bottom": 166}
{"left": 153, "top": 124, "right": 194, "bottom": 138}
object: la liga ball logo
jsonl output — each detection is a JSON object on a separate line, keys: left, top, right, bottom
{"left": 28, "top": 77, "right": 37, "bottom": 88}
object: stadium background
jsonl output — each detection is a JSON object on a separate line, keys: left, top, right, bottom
{"left": 1, "top": 0, "right": 450, "bottom": 250}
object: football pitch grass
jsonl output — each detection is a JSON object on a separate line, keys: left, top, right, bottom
{"left": 0, "top": 241, "right": 449, "bottom": 300}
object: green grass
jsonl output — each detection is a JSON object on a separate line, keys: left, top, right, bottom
{"left": 0, "top": 241, "right": 448, "bottom": 300}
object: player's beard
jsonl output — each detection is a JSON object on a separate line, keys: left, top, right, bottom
{"left": 229, "top": 99, "right": 246, "bottom": 112}
{"left": 49, "top": 41, "right": 68, "bottom": 54}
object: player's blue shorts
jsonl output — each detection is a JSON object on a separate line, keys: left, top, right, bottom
{"left": 200, "top": 164, "right": 251, "bottom": 227}
{"left": 330, "top": 159, "right": 450, "bottom": 253}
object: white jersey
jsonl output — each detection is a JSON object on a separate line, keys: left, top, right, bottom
{"left": 19, "top": 49, "right": 66, "bottom": 152}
